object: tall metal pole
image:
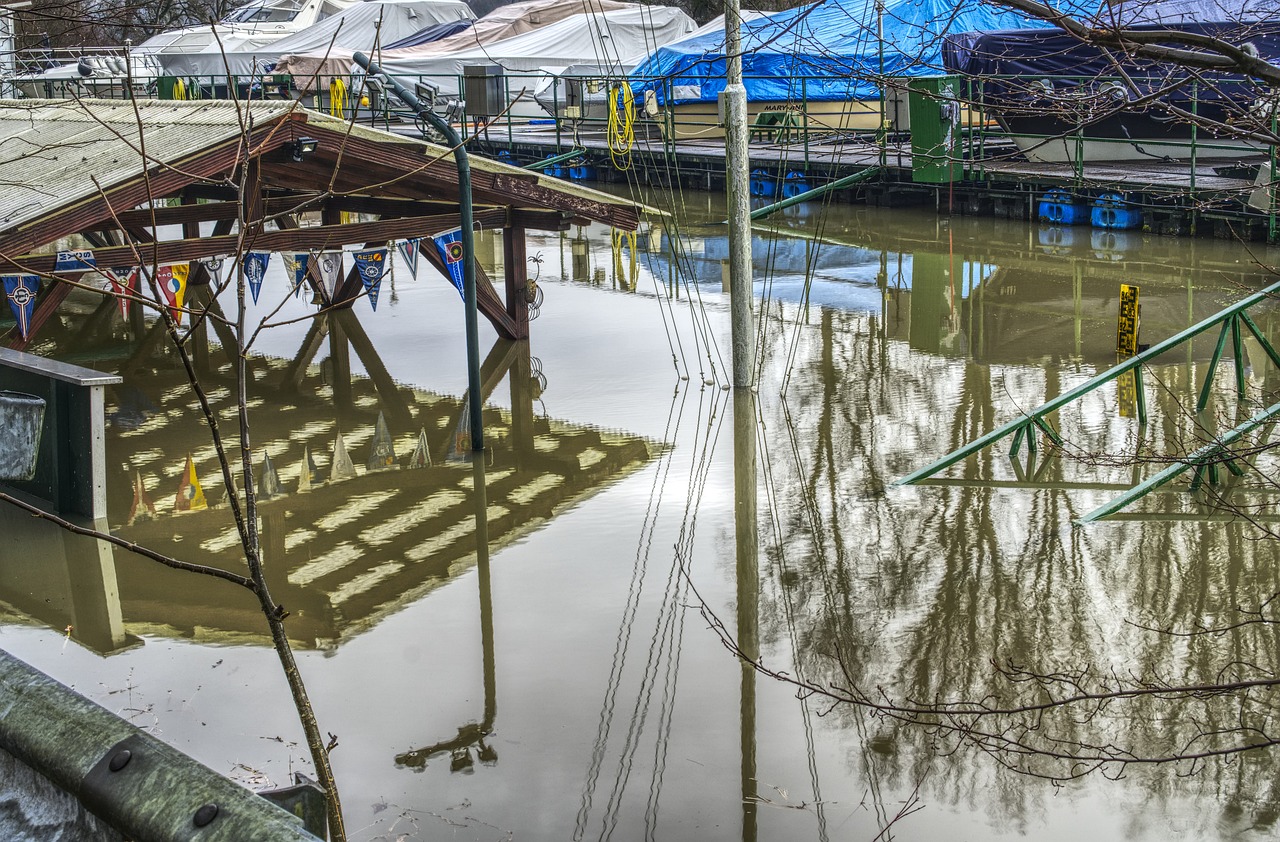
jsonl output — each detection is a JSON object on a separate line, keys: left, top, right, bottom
{"left": 724, "top": 0, "right": 755, "bottom": 388}
{"left": 353, "top": 52, "right": 484, "bottom": 451}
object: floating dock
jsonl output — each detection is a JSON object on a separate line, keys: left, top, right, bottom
{"left": 463, "top": 123, "right": 1278, "bottom": 242}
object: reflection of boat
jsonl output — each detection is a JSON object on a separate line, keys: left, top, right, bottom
{"left": 153, "top": 0, "right": 473, "bottom": 80}
{"left": 628, "top": 0, "right": 1055, "bottom": 140}
{"left": 943, "top": 2, "right": 1280, "bottom": 163}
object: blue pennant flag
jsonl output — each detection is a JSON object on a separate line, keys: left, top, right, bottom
{"left": 54, "top": 250, "right": 95, "bottom": 273}
{"left": 289, "top": 253, "right": 310, "bottom": 298}
{"left": 352, "top": 248, "right": 388, "bottom": 311}
{"left": 396, "top": 238, "right": 420, "bottom": 278}
{"left": 3, "top": 274, "right": 40, "bottom": 339}
{"left": 242, "top": 252, "right": 270, "bottom": 304}
{"left": 431, "top": 228, "right": 465, "bottom": 300}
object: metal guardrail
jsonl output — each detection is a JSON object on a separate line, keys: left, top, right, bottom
{"left": 896, "top": 279, "right": 1280, "bottom": 521}
{"left": 0, "top": 648, "right": 322, "bottom": 841}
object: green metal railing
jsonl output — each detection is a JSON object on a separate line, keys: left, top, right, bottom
{"left": 897, "top": 280, "right": 1280, "bottom": 520}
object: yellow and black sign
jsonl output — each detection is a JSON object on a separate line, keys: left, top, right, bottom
{"left": 1117, "top": 283, "right": 1140, "bottom": 357}
{"left": 1117, "top": 284, "right": 1140, "bottom": 418}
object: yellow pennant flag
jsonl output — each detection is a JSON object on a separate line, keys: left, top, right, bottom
{"left": 175, "top": 454, "right": 207, "bottom": 512}
{"left": 157, "top": 263, "right": 190, "bottom": 325}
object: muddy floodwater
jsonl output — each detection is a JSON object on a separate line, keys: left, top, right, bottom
{"left": 5, "top": 195, "right": 1280, "bottom": 841}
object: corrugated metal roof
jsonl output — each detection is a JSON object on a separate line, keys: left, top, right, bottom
{"left": 0, "top": 98, "right": 648, "bottom": 242}
{"left": 0, "top": 98, "right": 298, "bottom": 235}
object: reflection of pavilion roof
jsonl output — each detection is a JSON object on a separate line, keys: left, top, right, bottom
{"left": 108, "top": 354, "right": 655, "bottom": 648}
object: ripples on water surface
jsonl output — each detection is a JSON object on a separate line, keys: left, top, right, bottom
{"left": 3, "top": 197, "right": 1280, "bottom": 840}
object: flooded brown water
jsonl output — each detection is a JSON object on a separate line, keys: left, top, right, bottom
{"left": 4, "top": 195, "right": 1280, "bottom": 840}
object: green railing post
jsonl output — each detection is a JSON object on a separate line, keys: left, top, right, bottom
{"left": 1196, "top": 320, "right": 1232, "bottom": 412}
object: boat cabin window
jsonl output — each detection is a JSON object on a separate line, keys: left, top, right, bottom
{"left": 316, "top": 1, "right": 346, "bottom": 20}
{"left": 222, "top": 0, "right": 303, "bottom": 24}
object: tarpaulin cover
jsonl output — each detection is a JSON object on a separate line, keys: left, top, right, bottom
{"left": 943, "top": 9, "right": 1280, "bottom": 112}
{"left": 276, "top": 0, "right": 631, "bottom": 85}
{"left": 629, "top": 0, "right": 1077, "bottom": 104}
{"left": 160, "top": 0, "right": 473, "bottom": 78}
{"left": 383, "top": 17, "right": 473, "bottom": 49}
{"left": 370, "top": 4, "right": 695, "bottom": 94}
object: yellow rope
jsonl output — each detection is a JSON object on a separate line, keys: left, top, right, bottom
{"left": 329, "top": 77, "right": 347, "bottom": 119}
{"left": 607, "top": 83, "right": 634, "bottom": 171}
{"left": 172, "top": 77, "right": 187, "bottom": 100}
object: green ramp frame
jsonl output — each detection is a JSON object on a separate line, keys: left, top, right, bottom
{"left": 896, "top": 280, "right": 1280, "bottom": 521}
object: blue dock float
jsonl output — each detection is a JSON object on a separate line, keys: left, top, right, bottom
{"left": 1092, "top": 192, "right": 1144, "bottom": 230}
{"left": 750, "top": 169, "right": 777, "bottom": 198}
{"left": 1038, "top": 189, "right": 1088, "bottom": 225}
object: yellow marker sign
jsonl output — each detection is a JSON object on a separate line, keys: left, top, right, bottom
{"left": 1117, "top": 283, "right": 1140, "bottom": 356}
{"left": 1117, "top": 284, "right": 1140, "bottom": 418}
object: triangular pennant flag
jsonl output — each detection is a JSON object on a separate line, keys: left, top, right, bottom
{"left": 258, "top": 450, "right": 282, "bottom": 499}
{"left": 367, "top": 411, "right": 396, "bottom": 471}
{"left": 330, "top": 433, "right": 356, "bottom": 482}
{"left": 396, "top": 238, "right": 420, "bottom": 278}
{"left": 285, "top": 253, "right": 310, "bottom": 298}
{"left": 297, "top": 446, "right": 317, "bottom": 493}
{"left": 101, "top": 267, "right": 139, "bottom": 320}
{"left": 127, "top": 470, "right": 157, "bottom": 526}
{"left": 175, "top": 454, "right": 207, "bottom": 512}
{"left": 408, "top": 427, "right": 432, "bottom": 469}
{"left": 3, "top": 274, "right": 40, "bottom": 339}
{"left": 201, "top": 256, "right": 225, "bottom": 286}
{"left": 242, "top": 252, "right": 270, "bottom": 305}
{"left": 54, "top": 250, "right": 95, "bottom": 273}
{"left": 430, "top": 228, "right": 466, "bottom": 299}
{"left": 156, "top": 264, "right": 190, "bottom": 325}
{"left": 316, "top": 251, "right": 342, "bottom": 302}
{"left": 352, "top": 248, "right": 388, "bottom": 311}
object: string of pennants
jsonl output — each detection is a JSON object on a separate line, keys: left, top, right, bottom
{"left": 3, "top": 230, "right": 467, "bottom": 340}
{"left": 128, "top": 411, "right": 435, "bottom": 525}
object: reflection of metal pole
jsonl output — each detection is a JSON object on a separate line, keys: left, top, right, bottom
{"left": 724, "top": 0, "right": 755, "bottom": 389}
{"left": 352, "top": 52, "right": 483, "bottom": 451}
{"left": 734, "top": 390, "right": 758, "bottom": 842}
{"left": 473, "top": 455, "right": 497, "bottom": 732}
{"left": 393, "top": 456, "right": 498, "bottom": 771}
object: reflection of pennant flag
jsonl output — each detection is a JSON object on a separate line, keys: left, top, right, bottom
{"left": 431, "top": 228, "right": 466, "bottom": 299}
{"left": 3, "top": 274, "right": 40, "bottom": 339}
{"left": 367, "top": 411, "right": 396, "bottom": 471}
{"left": 127, "top": 470, "right": 157, "bottom": 526}
{"left": 396, "top": 238, "right": 420, "bottom": 278}
{"left": 330, "top": 433, "right": 356, "bottom": 482}
{"left": 297, "top": 446, "right": 318, "bottom": 493}
{"left": 54, "top": 250, "right": 95, "bottom": 273}
{"left": 102, "top": 267, "right": 139, "bottom": 320}
{"left": 450, "top": 398, "right": 471, "bottom": 460}
{"left": 283, "top": 253, "right": 310, "bottom": 298}
{"left": 258, "top": 450, "right": 282, "bottom": 499}
{"left": 316, "top": 251, "right": 342, "bottom": 302}
{"left": 242, "top": 252, "right": 270, "bottom": 305}
{"left": 156, "top": 264, "right": 189, "bottom": 324}
{"left": 175, "top": 454, "right": 207, "bottom": 512}
{"left": 408, "top": 427, "right": 432, "bottom": 469}
{"left": 352, "top": 248, "right": 388, "bottom": 311}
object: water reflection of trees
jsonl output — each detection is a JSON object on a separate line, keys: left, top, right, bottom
{"left": 755, "top": 301, "right": 1280, "bottom": 828}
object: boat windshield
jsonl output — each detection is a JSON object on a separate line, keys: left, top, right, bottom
{"left": 221, "top": 0, "right": 303, "bottom": 24}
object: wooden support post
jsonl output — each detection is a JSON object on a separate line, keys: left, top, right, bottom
{"left": 420, "top": 241, "right": 522, "bottom": 339}
{"left": 328, "top": 310, "right": 353, "bottom": 414}
{"left": 503, "top": 227, "right": 531, "bottom": 339}
{"left": 279, "top": 314, "right": 331, "bottom": 393}
{"left": 332, "top": 310, "right": 413, "bottom": 429}
{"left": 509, "top": 340, "right": 534, "bottom": 467}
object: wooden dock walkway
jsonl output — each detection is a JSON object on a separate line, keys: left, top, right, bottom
{"left": 450, "top": 122, "right": 1275, "bottom": 240}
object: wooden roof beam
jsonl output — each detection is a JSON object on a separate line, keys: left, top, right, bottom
{"left": 6, "top": 209, "right": 510, "bottom": 275}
